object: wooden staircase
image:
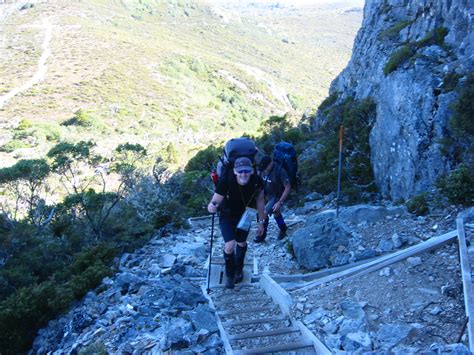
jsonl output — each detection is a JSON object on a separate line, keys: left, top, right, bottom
{"left": 203, "top": 251, "right": 330, "bottom": 354}
{"left": 205, "top": 284, "right": 316, "bottom": 354}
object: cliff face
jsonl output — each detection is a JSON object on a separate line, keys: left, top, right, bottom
{"left": 329, "top": 0, "right": 473, "bottom": 200}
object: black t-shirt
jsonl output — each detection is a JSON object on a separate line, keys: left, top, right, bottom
{"left": 216, "top": 173, "right": 263, "bottom": 217}
{"left": 261, "top": 164, "right": 290, "bottom": 198}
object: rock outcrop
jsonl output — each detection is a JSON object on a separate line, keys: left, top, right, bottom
{"left": 31, "top": 232, "right": 223, "bottom": 354}
{"left": 325, "top": 0, "right": 473, "bottom": 200}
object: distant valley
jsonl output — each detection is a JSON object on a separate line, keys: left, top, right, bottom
{"left": 0, "top": 0, "right": 362, "bottom": 167}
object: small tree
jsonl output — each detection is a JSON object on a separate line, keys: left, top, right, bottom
{"left": 0, "top": 159, "right": 51, "bottom": 225}
{"left": 112, "top": 143, "right": 147, "bottom": 190}
{"left": 47, "top": 141, "right": 147, "bottom": 238}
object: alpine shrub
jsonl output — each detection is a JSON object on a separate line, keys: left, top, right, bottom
{"left": 406, "top": 193, "right": 429, "bottom": 216}
{"left": 436, "top": 165, "right": 474, "bottom": 206}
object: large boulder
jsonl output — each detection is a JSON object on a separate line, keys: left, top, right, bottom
{"left": 292, "top": 211, "right": 352, "bottom": 270}
{"left": 338, "top": 204, "right": 408, "bottom": 224}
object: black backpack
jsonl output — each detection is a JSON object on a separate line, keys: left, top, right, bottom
{"left": 212, "top": 138, "right": 258, "bottom": 186}
{"left": 273, "top": 141, "right": 300, "bottom": 190}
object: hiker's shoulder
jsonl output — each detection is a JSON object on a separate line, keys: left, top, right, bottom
{"left": 252, "top": 174, "right": 264, "bottom": 187}
{"left": 216, "top": 173, "right": 234, "bottom": 191}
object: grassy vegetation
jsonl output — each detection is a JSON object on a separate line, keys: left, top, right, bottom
{"left": 0, "top": 0, "right": 361, "bottom": 168}
{"left": 384, "top": 27, "right": 448, "bottom": 75}
{"left": 379, "top": 19, "right": 415, "bottom": 40}
{"left": 405, "top": 193, "right": 429, "bottom": 216}
{"left": 436, "top": 165, "right": 474, "bottom": 206}
{"left": 301, "top": 96, "right": 377, "bottom": 202}
{"left": 436, "top": 74, "right": 474, "bottom": 206}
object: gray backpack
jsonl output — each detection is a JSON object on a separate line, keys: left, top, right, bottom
{"left": 213, "top": 138, "right": 258, "bottom": 185}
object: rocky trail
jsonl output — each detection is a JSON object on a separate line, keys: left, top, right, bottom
{"left": 0, "top": 16, "right": 52, "bottom": 110}
{"left": 32, "top": 202, "right": 474, "bottom": 354}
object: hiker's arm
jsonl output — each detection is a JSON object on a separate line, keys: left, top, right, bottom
{"left": 273, "top": 181, "right": 290, "bottom": 213}
{"left": 208, "top": 193, "right": 224, "bottom": 213}
{"left": 256, "top": 190, "right": 266, "bottom": 236}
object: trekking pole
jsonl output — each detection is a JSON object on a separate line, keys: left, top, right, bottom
{"left": 336, "top": 125, "right": 343, "bottom": 217}
{"left": 206, "top": 212, "right": 216, "bottom": 294}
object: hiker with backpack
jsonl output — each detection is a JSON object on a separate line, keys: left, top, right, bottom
{"left": 255, "top": 141, "right": 299, "bottom": 242}
{"left": 208, "top": 139, "right": 266, "bottom": 289}
{"left": 255, "top": 155, "right": 291, "bottom": 242}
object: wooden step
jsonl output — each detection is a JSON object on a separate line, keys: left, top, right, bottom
{"left": 233, "top": 339, "right": 314, "bottom": 354}
{"left": 214, "top": 296, "right": 272, "bottom": 307}
{"left": 223, "top": 315, "right": 287, "bottom": 327}
{"left": 218, "top": 305, "right": 275, "bottom": 317}
{"left": 212, "top": 289, "right": 264, "bottom": 298}
{"left": 228, "top": 326, "right": 299, "bottom": 341}
{"left": 211, "top": 257, "right": 253, "bottom": 266}
{"left": 211, "top": 282, "right": 255, "bottom": 289}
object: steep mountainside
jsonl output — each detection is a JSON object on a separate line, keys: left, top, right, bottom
{"left": 322, "top": 0, "right": 473, "bottom": 200}
{"left": 0, "top": 0, "right": 362, "bottom": 168}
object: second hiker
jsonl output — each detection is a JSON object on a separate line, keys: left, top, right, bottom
{"left": 255, "top": 155, "right": 291, "bottom": 243}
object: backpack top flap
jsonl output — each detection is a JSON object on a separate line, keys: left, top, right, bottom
{"left": 223, "top": 138, "right": 257, "bottom": 163}
{"left": 273, "top": 141, "right": 296, "bottom": 161}
{"left": 273, "top": 141, "right": 298, "bottom": 185}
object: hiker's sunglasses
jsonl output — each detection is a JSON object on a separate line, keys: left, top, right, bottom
{"left": 236, "top": 169, "right": 252, "bottom": 174}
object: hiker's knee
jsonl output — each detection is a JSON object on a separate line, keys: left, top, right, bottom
{"left": 224, "top": 241, "right": 235, "bottom": 254}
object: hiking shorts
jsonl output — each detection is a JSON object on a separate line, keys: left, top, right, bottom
{"left": 219, "top": 215, "right": 250, "bottom": 243}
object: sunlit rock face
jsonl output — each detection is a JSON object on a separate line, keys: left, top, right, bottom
{"left": 329, "top": 0, "right": 473, "bottom": 200}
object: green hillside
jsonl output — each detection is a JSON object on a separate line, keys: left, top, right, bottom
{"left": 0, "top": 0, "right": 361, "bottom": 167}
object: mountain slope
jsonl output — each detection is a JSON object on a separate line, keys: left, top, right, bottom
{"left": 0, "top": 0, "right": 362, "bottom": 167}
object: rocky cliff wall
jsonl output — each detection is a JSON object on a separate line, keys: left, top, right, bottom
{"left": 328, "top": 0, "right": 473, "bottom": 200}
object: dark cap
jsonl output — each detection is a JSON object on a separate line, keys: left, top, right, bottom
{"left": 234, "top": 157, "right": 253, "bottom": 172}
{"left": 258, "top": 155, "right": 272, "bottom": 172}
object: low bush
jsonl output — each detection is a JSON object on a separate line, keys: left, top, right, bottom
{"left": 384, "top": 27, "right": 448, "bottom": 75}
{"left": 302, "top": 96, "right": 377, "bottom": 201}
{"left": 384, "top": 45, "right": 414, "bottom": 75}
{"left": 450, "top": 74, "right": 474, "bottom": 137}
{"left": 185, "top": 144, "right": 222, "bottom": 172}
{"left": 62, "top": 109, "right": 95, "bottom": 127}
{"left": 0, "top": 139, "right": 31, "bottom": 152}
{"left": 406, "top": 193, "right": 429, "bottom": 216}
{"left": 379, "top": 19, "right": 414, "bottom": 40}
{"left": 436, "top": 165, "right": 474, "bottom": 206}
{"left": 441, "top": 72, "right": 461, "bottom": 92}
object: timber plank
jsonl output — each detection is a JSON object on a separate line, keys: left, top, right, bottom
{"left": 213, "top": 289, "right": 265, "bottom": 298}
{"left": 295, "top": 229, "right": 457, "bottom": 292}
{"left": 201, "top": 285, "right": 234, "bottom": 354}
{"left": 214, "top": 296, "right": 271, "bottom": 307}
{"left": 211, "top": 257, "right": 253, "bottom": 266}
{"left": 222, "top": 315, "right": 287, "bottom": 327}
{"left": 294, "top": 320, "right": 332, "bottom": 355}
{"left": 228, "top": 326, "right": 299, "bottom": 340}
{"left": 233, "top": 339, "right": 314, "bottom": 354}
{"left": 457, "top": 219, "right": 474, "bottom": 353}
{"left": 209, "top": 263, "right": 223, "bottom": 288}
{"left": 218, "top": 305, "right": 275, "bottom": 317}
{"left": 259, "top": 273, "right": 293, "bottom": 316}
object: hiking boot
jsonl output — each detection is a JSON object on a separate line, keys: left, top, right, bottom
{"left": 277, "top": 225, "right": 288, "bottom": 240}
{"left": 234, "top": 244, "right": 247, "bottom": 284}
{"left": 225, "top": 275, "right": 235, "bottom": 289}
{"left": 234, "top": 271, "right": 243, "bottom": 284}
{"left": 224, "top": 252, "right": 235, "bottom": 289}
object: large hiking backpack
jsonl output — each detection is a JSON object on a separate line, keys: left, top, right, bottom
{"left": 273, "top": 141, "right": 300, "bottom": 190}
{"left": 212, "top": 138, "right": 258, "bottom": 185}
